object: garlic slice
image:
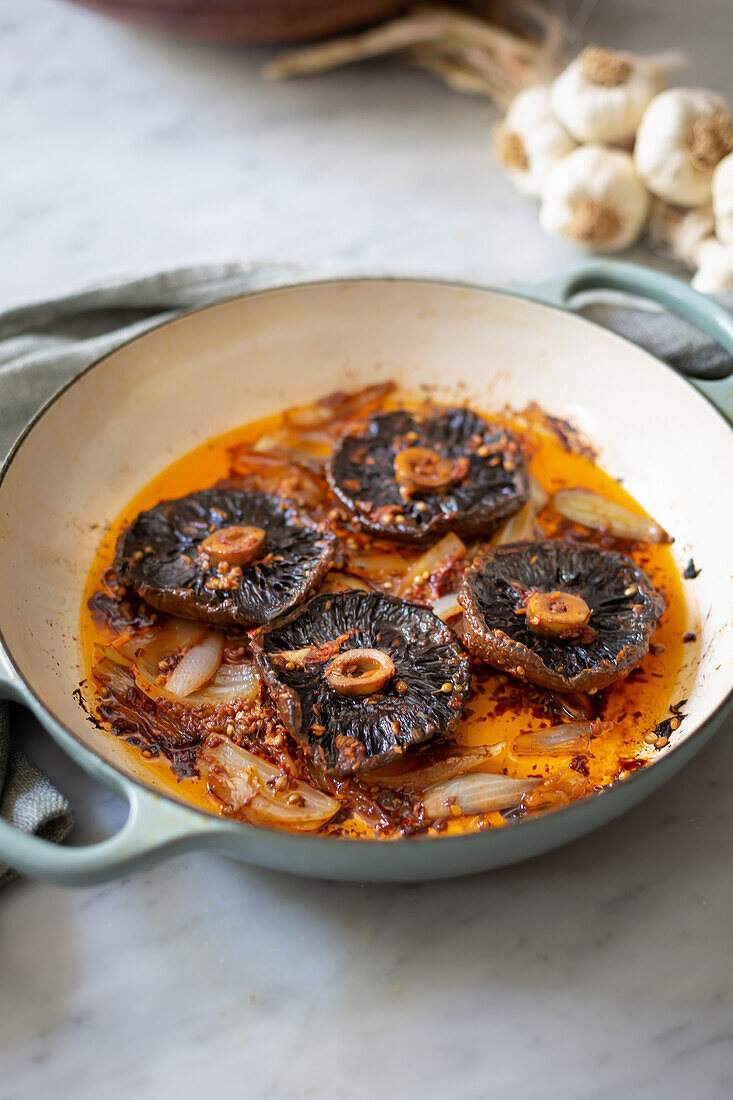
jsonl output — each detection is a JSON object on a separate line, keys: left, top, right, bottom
{"left": 540, "top": 144, "right": 650, "bottom": 253}
{"left": 494, "top": 84, "right": 577, "bottom": 199}
{"left": 635, "top": 88, "right": 733, "bottom": 207}
{"left": 551, "top": 45, "right": 665, "bottom": 146}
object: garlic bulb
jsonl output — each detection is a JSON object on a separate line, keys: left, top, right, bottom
{"left": 540, "top": 144, "right": 650, "bottom": 252}
{"left": 635, "top": 88, "right": 733, "bottom": 206}
{"left": 494, "top": 84, "right": 577, "bottom": 199}
{"left": 648, "top": 199, "right": 715, "bottom": 267}
{"left": 691, "top": 237, "right": 733, "bottom": 292}
{"left": 550, "top": 45, "right": 665, "bottom": 146}
{"left": 712, "top": 152, "right": 733, "bottom": 244}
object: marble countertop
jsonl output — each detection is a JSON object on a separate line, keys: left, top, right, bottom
{"left": 1, "top": 2, "right": 732, "bottom": 1097}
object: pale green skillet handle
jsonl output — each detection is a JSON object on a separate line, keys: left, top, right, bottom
{"left": 0, "top": 661, "right": 225, "bottom": 886}
{"left": 520, "top": 259, "right": 733, "bottom": 419}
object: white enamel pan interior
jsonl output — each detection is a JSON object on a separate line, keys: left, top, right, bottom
{"left": 0, "top": 269, "right": 731, "bottom": 884}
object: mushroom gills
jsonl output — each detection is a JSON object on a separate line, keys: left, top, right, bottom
{"left": 114, "top": 488, "right": 336, "bottom": 628}
{"left": 459, "top": 539, "right": 664, "bottom": 692}
{"left": 329, "top": 407, "right": 529, "bottom": 543}
{"left": 250, "top": 590, "right": 471, "bottom": 774}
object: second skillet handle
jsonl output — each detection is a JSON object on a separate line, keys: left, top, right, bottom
{"left": 521, "top": 260, "right": 733, "bottom": 417}
{"left": 0, "top": 663, "right": 231, "bottom": 886}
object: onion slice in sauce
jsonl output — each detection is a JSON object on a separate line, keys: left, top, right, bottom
{"left": 490, "top": 473, "right": 548, "bottom": 546}
{"left": 490, "top": 501, "right": 535, "bottom": 546}
{"left": 553, "top": 487, "right": 669, "bottom": 544}
{"left": 202, "top": 737, "right": 339, "bottom": 831}
{"left": 547, "top": 689, "right": 594, "bottom": 721}
{"left": 368, "top": 745, "right": 504, "bottom": 790}
{"left": 423, "top": 773, "right": 541, "bottom": 818}
{"left": 165, "top": 631, "right": 224, "bottom": 697}
{"left": 430, "top": 592, "right": 463, "bottom": 622}
{"left": 192, "top": 662, "right": 260, "bottom": 706}
{"left": 347, "top": 550, "right": 411, "bottom": 577}
{"left": 398, "top": 533, "right": 466, "bottom": 597}
{"left": 320, "top": 571, "right": 373, "bottom": 594}
{"left": 132, "top": 620, "right": 259, "bottom": 706}
{"left": 528, "top": 473, "right": 550, "bottom": 512}
{"left": 283, "top": 382, "right": 395, "bottom": 431}
{"left": 513, "top": 720, "right": 609, "bottom": 757}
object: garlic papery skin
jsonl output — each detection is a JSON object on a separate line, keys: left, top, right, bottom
{"left": 635, "top": 88, "right": 733, "bottom": 207}
{"left": 648, "top": 199, "right": 715, "bottom": 267}
{"left": 712, "top": 152, "right": 733, "bottom": 244}
{"left": 494, "top": 84, "right": 577, "bottom": 199}
{"left": 540, "top": 144, "right": 650, "bottom": 252}
{"left": 691, "top": 238, "right": 733, "bottom": 292}
{"left": 550, "top": 45, "right": 665, "bottom": 146}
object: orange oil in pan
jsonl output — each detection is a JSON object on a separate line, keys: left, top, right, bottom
{"left": 81, "top": 396, "right": 687, "bottom": 839}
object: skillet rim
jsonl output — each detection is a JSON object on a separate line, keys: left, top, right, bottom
{"left": 0, "top": 274, "right": 731, "bottom": 848}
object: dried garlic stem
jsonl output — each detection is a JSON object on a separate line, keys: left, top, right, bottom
{"left": 264, "top": 11, "right": 449, "bottom": 80}
{"left": 410, "top": 48, "right": 507, "bottom": 100}
{"left": 264, "top": 2, "right": 572, "bottom": 103}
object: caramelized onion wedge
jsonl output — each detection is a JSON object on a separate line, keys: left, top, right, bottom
{"left": 96, "top": 643, "right": 133, "bottom": 669}
{"left": 528, "top": 473, "right": 550, "bottom": 512}
{"left": 320, "top": 572, "right": 373, "bottom": 594}
{"left": 430, "top": 592, "right": 463, "bottom": 622}
{"left": 202, "top": 738, "right": 339, "bottom": 832}
{"left": 369, "top": 745, "right": 504, "bottom": 790}
{"left": 513, "top": 720, "right": 610, "bottom": 757}
{"left": 398, "top": 532, "right": 466, "bottom": 596}
{"left": 284, "top": 382, "right": 395, "bottom": 430}
{"left": 553, "top": 488, "right": 669, "bottom": 544}
{"left": 165, "top": 630, "right": 224, "bottom": 697}
{"left": 491, "top": 501, "right": 535, "bottom": 546}
{"left": 491, "top": 474, "right": 548, "bottom": 546}
{"left": 348, "top": 550, "right": 410, "bottom": 576}
{"left": 133, "top": 621, "right": 259, "bottom": 705}
{"left": 193, "top": 662, "right": 260, "bottom": 706}
{"left": 548, "top": 689, "right": 594, "bottom": 721}
{"left": 423, "top": 773, "right": 541, "bottom": 818}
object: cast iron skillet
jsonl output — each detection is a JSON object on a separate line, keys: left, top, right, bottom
{"left": 0, "top": 261, "right": 731, "bottom": 884}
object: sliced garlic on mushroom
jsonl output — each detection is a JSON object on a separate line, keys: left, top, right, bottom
{"left": 635, "top": 88, "right": 733, "bottom": 207}
{"left": 648, "top": 199, "right": 715, "bottom": 267}
{"left": 540, "top": 144, "right": 650, "bottom": 253}
{"left": 551, "top": 45, "right": 665, "bottom": 146}
{"left": 691, "top": 237, "right": 733, "bottom": 292}
{"left": 712, "top": 151, "right": 733, "bottom": 244}
{"left": 494, "top": 83, "right": 577, "bottom": 200}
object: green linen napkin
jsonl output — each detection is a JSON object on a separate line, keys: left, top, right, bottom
{"left": 0, "top": 261, "right": 730, "bottom": 886}
{"left": 0, "top": 262, "right": 293, "bottom": 886}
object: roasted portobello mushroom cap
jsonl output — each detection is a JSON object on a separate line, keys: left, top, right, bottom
{"left": 114, "top": 489, "right": 336, "bottom": 627}
{"left": 459, "top": 540, "right": 664, "bottom": 692}
{"left": 329, "top": 407, "right": 528, "bottom": 543}
{"left": 250, "top": 590, "right": 471, "bottom": 774}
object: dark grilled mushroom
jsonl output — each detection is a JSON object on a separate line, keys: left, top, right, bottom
{"left": 329, "top": 407, "right": 528, "bottom": 543}
{"left": 114, "top": 489, "right": 336, "bottom": 627}
{"left": 459, "top": 540, "right": 664, "bottom": 692}
{"left": 250, "top": 591, "right": 471, "bottom": 774}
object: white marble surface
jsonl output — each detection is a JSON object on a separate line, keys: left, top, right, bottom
{"left": 1, "top": 1, "right": 733, "bottom": 1097}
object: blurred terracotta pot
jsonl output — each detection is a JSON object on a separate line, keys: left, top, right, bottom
{"left": 62, "top": 0, "right": 408, "bottom": 43}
